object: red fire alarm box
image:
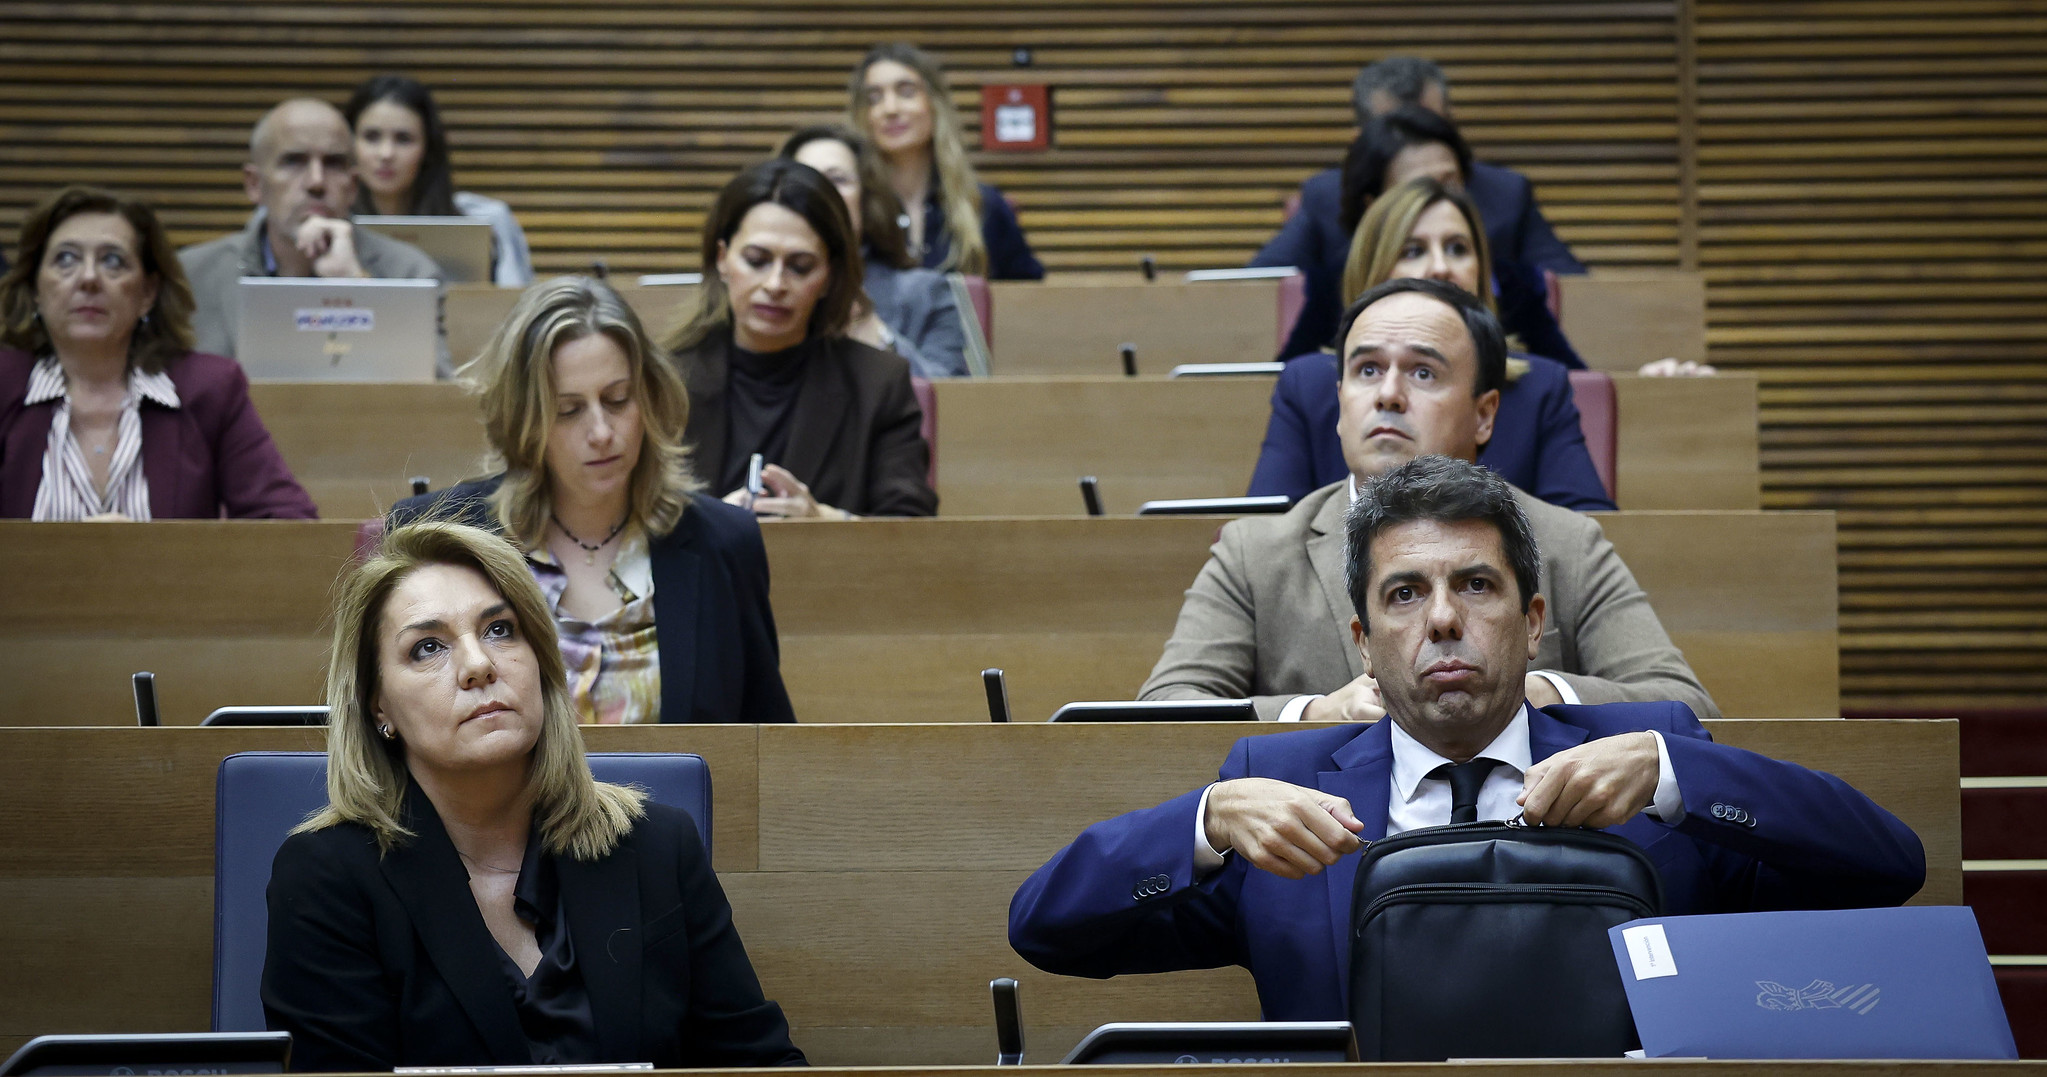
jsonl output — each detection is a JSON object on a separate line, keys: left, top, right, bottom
{"left": 980, "top": 84, "right": 1051, "bottom": 151}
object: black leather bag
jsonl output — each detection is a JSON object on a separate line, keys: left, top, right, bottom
{"left": 1347, "top": 820, "right": 1663, "bottom": 1061}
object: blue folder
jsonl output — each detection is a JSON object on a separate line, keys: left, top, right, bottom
{"left": 1608, "top": 906, "right": 2016, "bottom": 1059}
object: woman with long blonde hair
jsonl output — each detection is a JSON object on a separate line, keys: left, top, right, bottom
{"left": 263, "top": 520, "right": 804, "bottom": 1070}
{"left": 1247, "top": 177, "right": 1614, "bottom": 511}
{"left": 849, "top": 42, "right": 1044, "bottom": 280}
{"left": 392, "top": 275, "right": 796, "bottom": 725}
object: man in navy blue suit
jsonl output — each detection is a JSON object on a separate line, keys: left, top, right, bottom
{"left": 1013, "top": 455, "right": 1926, "bottom": 1021}
{"left": 1254, "top": 56, "right": 1586, "bottom": 360}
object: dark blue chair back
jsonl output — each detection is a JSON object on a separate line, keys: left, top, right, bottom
{"left": 212, "top": 751, "right": 711, "bottom": 1032}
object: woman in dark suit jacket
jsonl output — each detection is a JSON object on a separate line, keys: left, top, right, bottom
{"left": 0, "top": 185, "right": 315, "bottom": 519}
{"left": 264, "top": 521, "right": 803, "bottom": 1070}
{"left": 663, "top": 159, "right": 936, "bottom": 519}
{"left": 392, "top": 276, "right": 794, "bottom": 725}
{"left": 1249, "top": 177, "right": 1614, "bottom": 511}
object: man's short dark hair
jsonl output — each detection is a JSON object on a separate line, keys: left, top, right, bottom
{"left": 1352, "top": 56, "right": 1449, "bottom": 125}
{"left": 1338, "top": 106, "right": 1474, "bottom": 238}
{"left": 1333, "top": 277, "right": 1507, "bottom": 398}
{"left": 1344, "top": 456, "right": 1542, "bottom": 632}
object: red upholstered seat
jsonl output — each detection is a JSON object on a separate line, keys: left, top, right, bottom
{"left": 1277, "top": 272, "right": 1306, "bottom": 355}
{"left": 353, "top": 517, "right": 384, "bottom": 562}
{"left": 1565, "top": 369, "right": 1618, "bottom": 503}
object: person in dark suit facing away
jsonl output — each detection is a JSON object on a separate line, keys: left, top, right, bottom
{"left": 392, "top": 276, "right": 795, "bottom": 725}
{"left": 663, "top": 159, "right": 937, "bottom": 520}
{"left": 263, "top": 520, "right": 805, "bottom": 1070}
{"left": 1255, "top": 56, "right": 1585, "bottom": 360}
{"left": 1011, "top": 453, "right": 1925, "bottom": 1022}
{"left": 1248, "top": 177, "right": 1612, "bottom": 511}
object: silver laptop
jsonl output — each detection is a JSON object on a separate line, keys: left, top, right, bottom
{"left": 355, "top": 215, "right": 494, "bottom": 283}
{"left": 235, "top": 277, "right": 439, "bottom": 382}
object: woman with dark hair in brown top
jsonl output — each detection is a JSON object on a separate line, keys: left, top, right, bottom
{"left": 662, "top": 159, "right": 935, "bottom": 520}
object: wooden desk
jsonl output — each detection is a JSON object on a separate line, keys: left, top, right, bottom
{"left": 987, "top": 279, "right": 1284, "bottom": 373}
{"left": 244, "top": 370, "right": 1757, "bottom": 521}
{"left": 1610, "top": 374, "right": 1760, "bottom": 510}
{"left": 0, "top": 521, "right": 359, "bottom": 727}
{"left": 444, "top": 283, "right": 697, "bottom": 369}
{"left": 248, "top": 381, "right": 487, "bottom": 520}
{"left": 935, "top": 375, "right": 1761, "bottom": 514}
{"left": 933, "top": 376, "right": 1271, "bottom": 516}
{"left": 0, "top": 721, "right": 1961, "bottom": 1063}
{"left": 1559, "top": 270, "right": 1709, "bottom": 372}
{"left": 0, "top": 511, "right": 1835, "bottom": 727}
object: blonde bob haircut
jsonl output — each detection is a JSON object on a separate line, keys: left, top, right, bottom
{"left": 1340, "top": 176, "right": 1496, "bottom": 315}
{"left": 848, "top": 42, "right": 989, "bottom": 277}
{"left": 463, "top": 276, "right": 697, "bottom": 551}
{"left": 300, "top": 520, "right": 646, "bottom": 858}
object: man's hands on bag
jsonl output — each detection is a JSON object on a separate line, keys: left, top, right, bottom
{"left": 1203, "top": 778, "right": 1365, "bottom": 879}
{"left": 1518, "top": 731, "right": 1660, "bottom": 828}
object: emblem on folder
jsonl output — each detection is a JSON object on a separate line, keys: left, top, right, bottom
{"left": 1755, "top": 980, "right": 1881, "bottom": 1014}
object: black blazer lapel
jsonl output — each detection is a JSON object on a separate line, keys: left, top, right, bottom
{"left": 377, "top": 787, "right": 532, "bottom": 1063}
{"left": 650, "top": 518, "right": 703, "bottom": 724}
{"left": 680, "top": 338, "right": 732, "bottom": 489}
{"left": 779, "top": 340, "right": 851, "bottom": 492}
{"left": 556, "top": 845, "right": 644, "bottom": 1064}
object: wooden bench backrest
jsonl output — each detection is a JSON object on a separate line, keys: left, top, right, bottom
{"left": 986, "top": 279, "right": 1284, "bottom": 372}
{"left": 0, "top": 511, "right": 1835, "bottom": 727}
{"left": 0, "top": 720, "right": 1958, "bottom": 1063}
{"left": 1558, "top": 270, "right": 1709, "bottom": 371}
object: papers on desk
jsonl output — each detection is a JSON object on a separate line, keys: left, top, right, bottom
{"left": 1610, "top": 906, "right": 2017, "bottom": 1059}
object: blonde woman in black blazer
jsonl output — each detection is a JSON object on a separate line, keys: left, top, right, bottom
{"left": 262, "top": 522, "right": 803, "bottom": 1071}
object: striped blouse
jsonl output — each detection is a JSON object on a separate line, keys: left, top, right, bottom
{"left": 525, "top": 527, "right": 662, "bottom": 724}
{"left": 27, "top": 355, "right": 180, "bottom": 522}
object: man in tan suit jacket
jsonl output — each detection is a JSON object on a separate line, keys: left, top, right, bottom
{"left": 1141, "top": 277, "right": 1714, "bottom": 722}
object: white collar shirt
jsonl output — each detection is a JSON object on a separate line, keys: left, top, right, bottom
{"left": 1386, "top": 704, "right": 1535, "bottom": 836}
{"left": 26, "top": 355, "right": 179, "bottom": 522}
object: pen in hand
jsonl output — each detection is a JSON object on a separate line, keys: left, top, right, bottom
{"left": 745, "top": 453, "right": 766, "bottom": 510}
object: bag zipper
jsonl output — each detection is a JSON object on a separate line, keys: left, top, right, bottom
{"left": 1356, "top": 882, "right": 1657, "bottom": 929}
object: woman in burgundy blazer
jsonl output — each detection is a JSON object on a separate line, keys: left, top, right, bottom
{"left": 0, "top": 185, "right": 315, "bottom": 520}
{"left": 0, "top": 346, "right": 316, "bottom": 518}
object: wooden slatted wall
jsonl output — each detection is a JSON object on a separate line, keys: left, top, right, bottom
{"left": 1693, "top": 1, "right": 2047, "bottom": 712}
{"left": 0, "top": 0, "right": 1682, "bottom": 273}
{"left": 1, "top": 1, "right": 2040, "bottom": 710}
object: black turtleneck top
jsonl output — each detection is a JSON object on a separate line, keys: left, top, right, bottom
{"left": 718, "top": 338, "right": 814, "bottom": 494}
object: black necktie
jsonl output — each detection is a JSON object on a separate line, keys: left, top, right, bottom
{"left": 1430, "top": 758, "right": 1501, "bottom": 825}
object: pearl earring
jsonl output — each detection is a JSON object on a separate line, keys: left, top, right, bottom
{"left": 377, "top": 724, "right": 395, "bottom": 740}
